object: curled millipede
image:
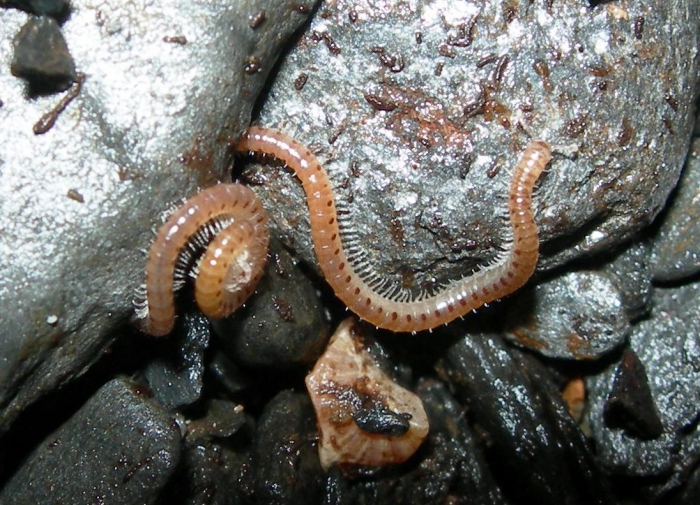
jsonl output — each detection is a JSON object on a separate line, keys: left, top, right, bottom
{"left": 136, "top": 184, "right": 269, "bottom": 336}
{"left": 237, "top": 127, "right": 551, "bottom": 333}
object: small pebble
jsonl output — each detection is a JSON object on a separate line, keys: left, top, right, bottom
{"left": 143, "top": 312, "right": 210, "bottom": 409}
{"left": 503, "top": 270, "right": 629, "bottom": 359}
{"left": 250, "top": 390, "right": 324, "bottom": 503}
{"left": 602, "top": 240, "right": 653, "bottom": 319}
{"left": 11, "top": 15, "right": 76, "bottom": 93}
{"left": 587, "top": 282, "right": 700, "bottom": 479}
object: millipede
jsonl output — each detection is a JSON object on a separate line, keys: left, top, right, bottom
{"left": 136, "top": 126, "right": 551, "bottom": 335}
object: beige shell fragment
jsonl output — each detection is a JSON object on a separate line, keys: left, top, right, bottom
{"left": 305, "top": 319, "right": 429, "bottom": 470}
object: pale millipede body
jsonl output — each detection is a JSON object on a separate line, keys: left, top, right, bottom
{"left": 137, "top": 183, "right": 269, "bottom": 336}
{"left": 237, "top": 127, "right": 551, "bottom": 333}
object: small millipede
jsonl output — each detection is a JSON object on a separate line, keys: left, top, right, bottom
{"left": 136, "top": 127, "right": 551, "bottom": 335}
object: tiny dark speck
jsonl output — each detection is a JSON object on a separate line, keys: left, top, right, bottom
{"left": 67, "top": 189, "right": 84, "bottom": 203}
{"left": 664, "top": 93, "right": 679, "bottom": 111}
{"left": 244, "top": 56, "right": 262, "bottom": 74}
{"left": 294, "top": 73, "right": 308, "bottom": 90}
{"left": 565, "top": 115, "right": 587, "bottom": 138}
{"left": 634, "top": 17, "right": 645, "bottom": 39}
{"left": 163, "top": 35, "right": 187, "bottom": 45}
{"left": 364, "top": 92, "right": 397, "bottom": 111}
{"left": 248, "top": 10, "right": 266, "bottom": 29}
{"left": 434, "top": 61, "right": 444, "bottom": 76}
{"left": 294, "top": 3, "right": 310, "bottom": 15}
{"left": 33, "top": 72, "right": 85, "bottom": 135}
{"left": 272, "top": 295, "right": 295, "bottom": 322}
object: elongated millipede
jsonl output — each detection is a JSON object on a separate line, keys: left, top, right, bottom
{"left": 137, "top": 127, "right": 550, "bottom": 335}
{"left": 136, "top": 184, "right": 269, "bottom": 336}
{"left": 237, "top": 127, "right": 551, "bottom": 333}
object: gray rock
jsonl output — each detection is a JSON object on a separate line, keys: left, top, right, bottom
{"left": 602, "top": 239, "right": 653, "bottom": 320}
{"left": 409, "top": 378, "right": 508, "bottom": 504}
{"left": 436, "top": 327, "right": 613, "bottom": 504}
{"left": 177, "top": 440, "right": 248, "bottom": 505}
{"left": 250, "top": 390, "right": 324, "bottom": 504}
{"left": 503, "top": 270, "right": 629, "bottom": 359}
{"left": 587, "top": 282, "right": 700, "bottom": 479}
{"left": 11, "top": 15, "right": 76, "bottom": 93}
{"left": 651, "top": 138, "right": 700, "bottom": 281}
{"left": 0, "top": 0, "right": 318, "bottom": 433}
{"left": 213, "top": 239, "right": 329, "bottom": 369}
{"left": 250, "top": 0, "right": 699, "bottom": 293}
{"left": 144, "top": 312, "right": 210, "bottom": 410}
{"left": 602, "top": 347, "right": 663, "bottom": 440}
{"left": 206, "top": 350, "right": 252, "bottom": 395}
{"left": 0, "top": 377, "right": 181, "bottom": 505}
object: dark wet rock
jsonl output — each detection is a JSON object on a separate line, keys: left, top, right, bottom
{"left": 603, "top": 348, "right": 664, "bottom": 440}
{"left": 252, "top": 0, "right": 699, "bottom": 290}
{"left": 0, "top": 377, "right": 181, "bottom": 505}
{"left": 213, "top": 239, "right": 329, "bottom": 369}
{"left": 436, "top": 327, "right": 613, "bottom": 505}
{"left": 185, "top": 399, "right": 247, "bottom": 442}
{"left": 503, "top": 271, "right": 629, "bottom": 359}
{"left": 207, "top": 350, "right": 252, "bottom": 396}
{"left": 7, "top": 0, "right": 69, "bottom": 18}
{"left": 248, "top": 390, "right": 324, "bottom": 505}
{"left": 410, "top": 378, "right": 509, "bottom": 505}
{"left": 11, "top": 15, "right": 75, "bottom": 93}
{"left": 602, "top": 240, "right": 653, "bottom": 320}
{"left": 651, "top": 138, "right": 700, "bottom": 282}
{"left": 664, "top": 459, "right": 700, "bottom": 504}
{"left": 0, "top": 0, "right": 318, "bottom": 433}
{"left": 144, "top": 312, "right": 210, "bottom": 410}
{"left": 178, "top": 441, "right": 247, "bottom": 505}
{"left": 587, "top": 282, "right": 700, "bottom": 480}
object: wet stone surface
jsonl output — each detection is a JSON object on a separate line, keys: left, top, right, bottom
{"left": 248, "top": 390, "right": 324, "bottom": 505}
{"left": 503, "top": 270, "right": 629, "bottom": 359}
{"left": 213, "top": 239, "right": 330, "bottom": 369}
{"left": 0, "top": 0, "right": 698, "bottom": 504}
{"left": 144, "top": 312, "right": 210, "bottom": 410}
{"left": 601, "top": 240, "right": 653, "bottom": 320}
{"left": 651, "top": 138, "right": 700, "bottom": 282}
{"left": 587, "top": 282, "right": 700, "bottom": 483}
{"left": 436, "top": 325, "right": 613, "bottom": 505}
{"left": 253, "top": 0, "right": 698, "bottom": 285}
{"left": 602, "top": 347, "right": 663, "bottom": 441}
{"left": 0, "top": 377, "right": 181, "bottom": 505}
{"left": 0, "top": 0, "right": 318, "bottom": 433}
